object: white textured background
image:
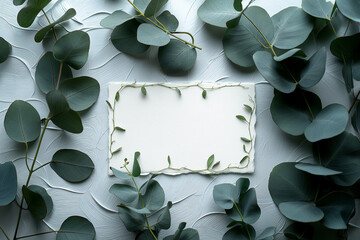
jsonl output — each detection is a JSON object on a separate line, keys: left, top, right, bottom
{"left": 0, "top": 0, "right": 359, "bottom": 239}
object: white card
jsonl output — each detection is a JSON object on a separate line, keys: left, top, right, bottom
{"left": 108, "top": 82, "right": 256, "bottom": 175}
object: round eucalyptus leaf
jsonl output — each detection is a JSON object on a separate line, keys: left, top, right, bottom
{"left": 223, "top": 224, "right": 256, "bottom": 240}
{"left": 137, "top": 23, "right": 170, "bottom": 46}
{"left": 157, "top": 10, "right": 179, "bottom": 32}
{"left": 134, "top": 0, "right": 151, "bottom": 13}
{"left": 109, "top": 184, "right": 138, "bottom": 203}
{"left": 253, "top": 51, "right": 297, "bottom": 93}
{"left": 142, "top": 179, "right": 165, "bottom": 211}
{"left": 256, "top": 227, "right": 276, "bottom": 240}
{"left": 51, "top": 149, "right": 94, "bottom": 183}
{"left": 35, "top": 52, "right": 73, "bottom": 94}
{"left": 336, "top": 0, "right": 360, "bottom": 22}
{"left": 28, "top": 185, "right": 53, "bottom": 216}
{"left": 57, "top": 216, "right": 95, "bottom": 240}
{"left": 304, "top": 104, "right": 348, "bottom": 142}
{"left": 197, "top": 0, "right": 240, "bottom": 28}
{"left": 111, "top": 167, "right": 131, "bottom": 180}
{"left": 314, "top": 132, "right": 360, "bottom": 186}
{"left": 330, "top": 33, "right": 360, "bottom": 60}
{"left": 317, "top": 192, "right": 355, "bottom": 230}
{"left": 234, "top": 177, "right": 250, "bottom": 199}
{"left": 4, "top": 100, "right": 41, "bottom": 143}
{"left": 59, "top": 77, "right": 100, "bottom": 112}
{"left": 299, "top": 47, "right": 326, "bottom": 88}
{"left": 273, "top": 48, "right": 306, "bottom": 62}
{"left": 13, "top": 0, "right": 26, "bottom": 6}
{"left": 0, "top": 37, "right": 11, "bottom": 63}
{"left": 158, "top": 39, "right": 197, "bottom": 74}
{"left": 156, "top": 201, "right": 172, "bottom": 230}
{"left": 111, "top": 19, "right": 150, "bottom": 55}
{"left": 144, "top": 0, "right": 168, "bottom": 17}
{"left": 213, "top": 183, "right": 236, "bottom": 209}
{"left": 53, "top": 30, "right": 90, "bottom": 70}
{"left": 17, "top": 0, "right": 51, "bottom": 28}
{"left": 269, "top": 162, "right": 317, "bottom": 205}
{"left": 100, "top": 10, "right": 133, "bottom": 29}
{"left": 271, "top": 7, "right": 314, "bottom": 49}
{"left": 223, "top": 6, "right": 273, "bottom": 67}
{"left": 35, "top": 8, "right": 76, "bottom": 42}
{"left": 270, "top": 90, "right": 322, "bottom": 136}
{"left": 302, "top": 0, "right": 333, "bottom": 20}
{"left": 0, "top": 162, "right": 17, "bottom": 206}
{"left": 295, "top": 163, "right": 342, "bottom": 176}
{"left": 118, "top": 205, "right": 145, "bottom": 232}
{"left": 22, "top": 185, "right": 52, "bottom": 220}
{"left": 279, "top": 201, "right": 324, "bottom": 223}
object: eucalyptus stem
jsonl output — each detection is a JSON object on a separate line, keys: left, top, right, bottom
{"left": 41, "top": 9, "right": 58, "bottom": 41}
{"left": 329, "top": 21, "right": 338, "bottom": 37}
{"left": 24, "top": 142, "right": 30, "bottom": 172}
{"left": 348, "top": 90, "right": 360, "bottom": 113}
{"left": 233, "top": 201, "right": 252, "bottom": 240}
{"left": 0, "top": 225, "right": 10, "bottom": 240}
{"left": 32, "top": 162, "right": 51, "bottom": 172}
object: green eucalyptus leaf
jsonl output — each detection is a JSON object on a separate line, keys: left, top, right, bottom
{"left": 136, "top": 230, "right": 159, "bottom": 240}
{"left": 132, "top": 151, "right": 141, "bottom": 177}
{"left": 207, "top": 154, "right": 214, "bottom": 169}
{"left": 57, "top": 216, "right": 95, "bottom": 240}
{"left": 213, "top": 183, "right": 236, "bottom": 209}
{"left": 202, "top": 90, "right": 207, "bottom": 99}
{"left": 111, "top": 19, "right": 150, "bottom": 55}
{"left": 111, "top": 167, "right": 131, "bottom": 180}
{"left": 295, "top": 163, "right": 342, "bottom": 176}
{"left": 314, "top": 132, "right": 360, "bottom": 186}
{"left": 317, "top": 192, "right": 355, "bottom": 230}
{"left": 118, "top": 205, "right": 146, "bottom": 232}
{"left": 141, "top": 86, "right": 147, "bottom": 95}
{"left": 137, "top": 23, "right": 170, "bottom": 46}
{"left": 110, "top": 184, "right": 138, "bottom": 203}
{"left": 253, "top": 51, "right": 296, "bottom": 93}
{"left": 352, "top": 102, "right": 360, "bottom": 132}
{"left": 270, "top": 89, "right": 322, "bottom": 136}
{"left": 0, "top": 37, "right": 11, "bottom": 63}
{"left": 17, "top": 0, "right": 51, "bottom": 28}
{"left": 158, "top": 39, "right": 197, "bottom": 74}
{"left": 342, "top": 61, "right": 354, "bottom": 93}
{"left": 234, "top": 0, "right": 243, "bottom": 12}
{"left": 134, "top": 0, "right": 151, "bottom": 13}
{"left": 302, "top": 0, "right": 333, "bottom": 20}
{"left": 165, "top": 222, "right": 186, "bottom": 240}
{"left": 53, "top": 31, "right": 90, "bottom": 70}
{"left": 165, "top": 223, "right": 200, "bottom": 240}
{"left": 269, "top": 162, "right": 317, "bottom": 205}
{"left": 236, "top": 115, "right": 246, "bottom": 121}
{"left": 124, "top": 205, "right": 151, "bottom": 214}
{"left": 13, "top": 0, "right": 26, "bottom": 6}
{"left": 256, "top": 227, "right": 276, "bottom": 240}
{"left": 279, "top": 201, "right": 324, "bottom": 223}
{"left": 271, "top": 7, "right": 314, "bottom": 49}
{"left": 284, "top": 222, "right": 313, "bottom": 240}
{"left": 336, "top": 0, "right": 360, "bottom": 22}
{"left": 22, "top": 185, "right": 52, "bottom": 220}
{"left": 100, "top": 10, "right": 133, "bottom": 29}
{"left": 273, "top": 48, "right": 306, "bottom": 62}
{"left": 28, "top": 185, "right": 52, "bottom": 216}
{"left": 223, "top": 6, "right": 273, "bottom": 67}
{"left": 4, "top": 100, "right": 41, "bottom": 143}
{"left": 142, "top": 179, "right": 165, "bottom": 211}
{"left": 51, "top": 149, "right": 94, "bottom": 183}
{"left": 35, "top": 8, "right": 76, "bottom": 42}
{"left": 59, "top": 77, "right": 100, "bottom": 111}
{"left": 330, "top": 33, "right": 360, "bottom": 60}
{"left": 0, "top": 162, "right": 17, "bottom": 206}
{"left": 223, "top": 223, "right": 256, "bottom": 240}
{"left": 197, "top": 0, "right": 241, "bottom": 28}
{"left": 157, "top": 201, "right": 172, "bottom": 230}
{"left": 35, "top": 52, "right": 73, "bottom": 94}
{"left": 46, "top": 90, "right": 83, "bottom": 133}
{"left": 304, "top": 104, "right": 348, "bottom": 142}
{"left": 299, "top": 47, "right": 327, "bottom": 88}
{"left": 157, "top": 11, "right": 179, "bottom": 32}
{"left": 144, "top": 0, "right": 168, "bottom": 17}
{"left": 234, "top": 178, "right": 250, "bottom": 199}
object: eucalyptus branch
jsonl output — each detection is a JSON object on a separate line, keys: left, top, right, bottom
{"left": 233, "top": 201, "right": 252, "bottom": 240}
{"left": 41, "top": 9, "right": 58, "bottom": 41}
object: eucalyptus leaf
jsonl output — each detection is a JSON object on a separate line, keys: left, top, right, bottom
{"left": 136, "top": 230, "right": 159, "bottom": 240}
{"left": 352, "top": 102, "right": 360, "bottom": 132}
{"left": 53, "top": 31, "right": 90, "bottom": 70}
{"left": 134, "top": 0, "right": 151, "bottom": 13}
{"left": 234, "top": 178, "right": 250, "bottom": 199}
{"left": 59, "top": 76, "right": 100, "bottom": 111}
{"left": 141, "top": 86, "right": 147, "bottom": 95}
{"left": 299, "top": 47, "right": 327, "bottom": 88}
{"left": 35, "top": 52, "right": 73, "bottom": 94}
{"left": 330, "top": 33, "right": 360, "bottom": 60}
{"left": 223, "top": 223, "right": 256, "bottom": 240}
{"left": 157, "top": 201, "right": 172, "bottom": 230}
{"left": 22, "top": 185, "right": 52, "bottom": 220}
{"left": 0, "top": 37, "right": 11, "bottom": 63}
{"left": 164, "top": 223, "right": 199, "bottom": 240}
{"left": 4, "top": 100, "right": 41, "bottom": 143}
{"left": 124, "top": 205, "right": 151, "bottom": 214}
{"left": 137, "top": 23, "right": 170, "bottom": 46}
{"left": 17, "top": 0, "right": 51, "bottom": 27}
{"left": 223, "top": 6, "right": 273, "bottom": 67}
{"left": 51, "top": 149, "right": 94, "bottom": 183}
{"left": 110, "top": 184, "right": 138, "bottom": 203}
{"left": 273, "top": 48, "right": 306, "bottom": 62}
{"left": 118, "top": 205, "right": 146, "bottom": 232}
{"left": 100, "top": 10, "right": 133, "bottom": 29}
{"left": 302, "top": 0, "right": 333, "bottom": 20}
{"left": 295, "top": 163, "right": 342, "bottom": 176}
{"left": 35, "top": 8, "right": 76, "bottom": 42}
{"left": 234, "top": 0, "right": 243, "bottom": 12}
{"left": 284, "top": 223, "right": 313, "bottom": 240}
{"left": 132, "top": 151, "right": 141, "bottom": 177}
{"left": 111, "top": 19, "right": 150, "bottom": 55}
{"left": 342, "top": 61, "right": 354, "bottom": 93}
{"left": 57, "top": 216, "right": 96, "bottom": 240}
{"left": 336, "top": 0, "right": 360, "bottom": 22}
{"left": 142, "top": 179, "right": 165, "bottom": 211}
{"left": 202, "top": 90, "right": 207, "bottom": 99}
{"left": 279, "top": 201, "right": 324, "bottom": 222}
{"left": 0, "top": 162, "right": 17, "bottom": 206}
{"left": 197, "top": 0, "right": 241, "bottom": 28}
{"left": 28, "top": 185, "right": 53, "bottom": 216}
{"left": 256, "top": 227, "right": 276, "bottom": 240}
{"left": 271, "top": 7, "right": 314, "bottom": 49}
{"left": 213, "top": 183, "right": 236, "bottom": 209}
{"left": 111, "top": 167, "right": 131, "bottom": 180}
{"left": 158, "top": 39, "right": 197, "bottom": 74}
{"left": 207, "top": 154, "right": 214, "bottom": 169}
{"left": 144, "top": 0, "right": 168, "bottom": 17}
{"left": 13, "top": 0, "right": 26, "bottom": 6}
{"left": 157, "top": 11, "right": 179, "bottom": 32}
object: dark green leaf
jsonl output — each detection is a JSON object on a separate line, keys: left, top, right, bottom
{"left": 165, "top": 223, "right": 200, "bottom": 240}
{"left": 157, "top": 11, "right": 179, "bottom": 32}
{"left": 273, "top": 48, "right": 306, "bottom": 62}
{"left": 118, "top": 205, "right": 145, "bottom": 232}
{"left": 13, "top": 0, "right": 26, "bottom": 6}
{"left": 106, "top": 100, "right": 113, "bottom": 109}
{"left": 0, "top": 37, "right": 11, "bottom": 63}
{"left": 256, "top": 227, "right": 276, "bottom": 240}
{"left": 115, "top": 126, "right": 126, "bottom": 132}
{"left": 35, "top": 52, "right": 73, "bottom": 94}
{"left": 141, "top": 86, "right": 147, "bottom": 95}
{"left": 330, "top": 33, "right": 360, "bottom": 60}
{"left": 336, "top": 0, "right": 360, "bottom": 22}
{"left": 17, "top": 0, "right": 51, "bottom": 27}
{"left": 51, "top": 149, "right": 94, "bottom": 183}
{"left": 57, "top": 216, "right": 95, "bottom": 240}
{"left": 302, "top": 0, "right": 333, "bottom": 20}
{"left": 111, "top": 167, "right": 131, "bottom": 180}
{"left": 241, "top": 137, "right": 251, "bottom": 143}
{"left": 110, "top": 184, "right": 138, "bottom": 203}
{"left": 4, "top": 100, "right": 41, "bottom": 143}
{"left": 243, "top": 104, "right": 253, "bottom": 112}
{"left": 0, "top": 162, "right": 17, "bottom": 206}
{"left": 284, "top": 222, "right": 313, "bottom": 240}
{"left": 35, "top": 8, "right": 76, "bottom": 42}
{"left": 234, "top": 0, "right": 243, "bottom": 11}
{"left": 207, "top": 154, "right": 214, "bottom": 169}
{"left": 167, "top": 156, "right": 171, "bottom": 166}
{"left": 223, "top": 224, "right": 256, "bottom": 240}
{"left": 240, "top": 156, "right": 248, "bottom": 164}
{"left": 137, "top": 23, "right": 170, "bottom": 46}
{"left": 158, "top": 39, "right": 197, "bottom": 74}
{"left": 100, "top": 10, "right": 133, "bottom": 29}
{"left": 132, "top": 151, "right": 141, "bottom": 177}
{"left": 112, "top": 147, "right": 122, "bottom": 154}
{"left": 342, "top": 61, "right": 354, "bottom": 93}
{"left": 202, "top": 90, "right": 207, "bottom": 99}
{"left": 212, "top": 161, "right": 220, "bottom": 169}
{"left": 352, "top": 101, "right": 360, "bottom": 132}
{"left": 144, "top": 0, "right": 168, "bottom": 17}
{"left": 223, "top": 6, "right": 273, "bottom": 67}
{"left": 115, "top": 92, "right": 120, "bottom": 101}
{"left": 142, "top": 179, "right": 165, "bottom": 211}
{"left": 53, "top": 31, "right": 90, "bottom": 70}
{"left": 295, "top": 163, "right": 342, "bottom": 176}
{"left": 236, "top": 115, "right": 246, "bottom": 121}
{"left": 299, "top": 47, "right": 327, "bottom": 88}
{"left": 59, "top": 76, "right": 100, "bottom": 111}
{"left": 213, "top": 183, "right": 236, "bottom": 209}
{"left": 279, "top": 201, "right": 324, "bottom": 222}
{"left": 22, "top": 185, "right": 52, "bottom": 220}
{"left": 157, "top": 201, "right": 172, "bottom": 230}
{"left": 234, "top": 178, "right": 250, "bottom": 199}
